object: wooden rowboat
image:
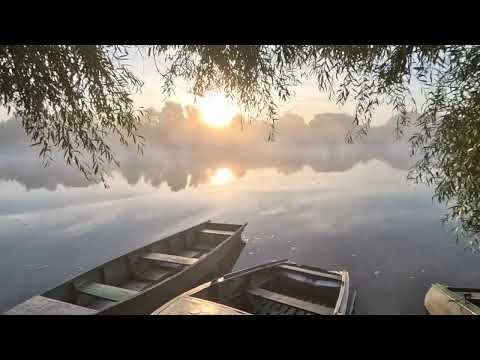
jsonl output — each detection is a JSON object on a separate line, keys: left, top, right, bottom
{"left": 424, "top": 283, "right": 480, "bottom": 315}
{"left": 152, "top": 259, "right": 356, "bottom": 315}
{"left": 4, "top": 220, "right": 247, "bottom": 315}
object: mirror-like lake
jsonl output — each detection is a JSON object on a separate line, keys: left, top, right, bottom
{"left": 1, "top": 111, "right": 479, "bottom": 314}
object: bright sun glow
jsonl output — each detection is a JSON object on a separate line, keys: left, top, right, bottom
{"left": 210, "top": 168, "right": 234, "bottom": 186}
{"left": 198, "top": 92, "right": 238, "bottom": 128}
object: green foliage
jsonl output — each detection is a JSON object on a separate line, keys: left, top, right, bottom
{"left": 0, "top": 45, "right": 144, "bottom": 183}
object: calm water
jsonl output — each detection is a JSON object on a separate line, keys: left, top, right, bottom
{"left": 1, "top": 114, "right": 480, "bottom": 314}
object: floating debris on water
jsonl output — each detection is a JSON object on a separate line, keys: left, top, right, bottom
{"left": 409, "top": 275, "right": 415, "bottom": 279}
{"left": 374, "top": 270, "right": 381, "bottom": 276}
{"left": 27, "top": 264, "right": 49, "bottom": 271}
{"left": 421, "top": 269, "right": 425, "bottom": 273}
{"left": 351, "top": 254, "right": 358, "bottom": 257}
{"left": 290, "top": 247, "right": 296, "bottom": 252}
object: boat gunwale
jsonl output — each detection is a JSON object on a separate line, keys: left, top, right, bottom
{"left": 333, "top": 270, "right": 349, "bottom": 315}
{"left": 152, "top": 258, "right": 288, "bottom": 314}
{"left": 223, "top": 259, "right": 291, "bottom": 281}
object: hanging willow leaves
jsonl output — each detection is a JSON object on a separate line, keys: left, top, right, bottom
{"left": 0, "top": 45, "right": 144, "bottom": 183}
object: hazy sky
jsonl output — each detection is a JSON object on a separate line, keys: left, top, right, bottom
{"left": 130, "top": 52, "right": 426, "bottom": 127}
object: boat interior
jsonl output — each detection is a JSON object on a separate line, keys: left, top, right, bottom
{"left": 190, "top": 262, "right": 347, "bottom": 315}
{"left": 20, "top": 222, "right": 243, "bottom": 313}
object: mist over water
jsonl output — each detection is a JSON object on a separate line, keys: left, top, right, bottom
{"left": 0, "top": 103, "right": 412, "bottom": 192}
{"left": 1, "top": 103, "right": 479, "bottom": 314}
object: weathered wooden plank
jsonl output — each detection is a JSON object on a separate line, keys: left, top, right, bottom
{"left": 121, "top": 279, "right": 152, "bottom": 292}
{"left": 135, "top": 266, "right": 176, "bottom": 282}
{"left": 178, "top": 249, "right": 203, "bottom": 258}
{"left": 269, "top": 302, "right": 283, "bottom": 314}
{"left": 141, "top": 252, "right": 198, "bottom": 266}
{"left": 153, "top": 296, "right": 251, "bottom": 315}
{"left": 279, "top": 265, "right": 342, "bottom": 281}
{"left": 191, "top": 244, "right": 212, "bottom": 252}
{"left": 247, "top": 288, "right": 333, "bottom": 315}
{"left": 425, "top": 284, "right": 480, "bottom": 315}
{"left": 77, "top": 282, "right": 138, "bottom": 302}
{"left": 285, "top": 307, "right": 297, "bottom": 315}
{"left": 468, "top": 293, "right": 480, "bottom": 301}
{"left": 81, "top": 297, "right": 115, "bottom": 311}
{"left": 5, "top": 296, "right": 96, "bottom": 315}
{"left": 256, "top": 300, "right": 273, "bottom": 315}
{"left": 198, "top": 229, "right": 235, "bottom": 236}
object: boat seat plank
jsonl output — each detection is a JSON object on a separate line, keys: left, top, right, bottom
{"left": 77, "top": 282, "right": 139, "bottom": 302}
{"left": 279, "top": 265, "right": 342, "bottom": 281}
{"left": 468, "top": 293, "right": 480, "bottom": 301}
{"left": 141, "top": 252, "right": 198, "bottom": 266}
{"left": 5, "top": 296, "right": 97, "bottom": 315}
{"left": 247, "top": 288, "right": 334, "bottom": 315}
{"left": 198, "top": 229, "right": 235, "bottom": 236}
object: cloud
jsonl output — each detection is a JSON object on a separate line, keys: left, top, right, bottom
{"left": 0, "top": 102, "right": 416, "bottom": 191}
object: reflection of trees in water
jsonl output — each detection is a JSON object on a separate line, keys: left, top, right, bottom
{"left": 0, "top": 140, "right": 412, "bottom": 192}
{"left": 0, "top": 107, "right": 414, "bottom": 192}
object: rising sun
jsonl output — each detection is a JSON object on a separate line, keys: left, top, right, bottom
{"left": 198, "top": 92, "right": 238, "bottom": 128}
{"left": 210, "top": 168, "right": 234, "bottom": 186}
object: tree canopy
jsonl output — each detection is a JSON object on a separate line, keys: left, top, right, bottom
{"left": 0, "top": 45, "right": 144, "bottom": 182}
{"left": 1, "top": 45, "right": 480, "bottom": 247}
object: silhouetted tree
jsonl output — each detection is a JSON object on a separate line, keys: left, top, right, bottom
{"left": 0, "top": 45, "right": 144, "bottom": 183}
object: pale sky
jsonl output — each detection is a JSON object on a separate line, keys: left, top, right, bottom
{"left": 130, "top": 53, "right": 425, "bottom": 127}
